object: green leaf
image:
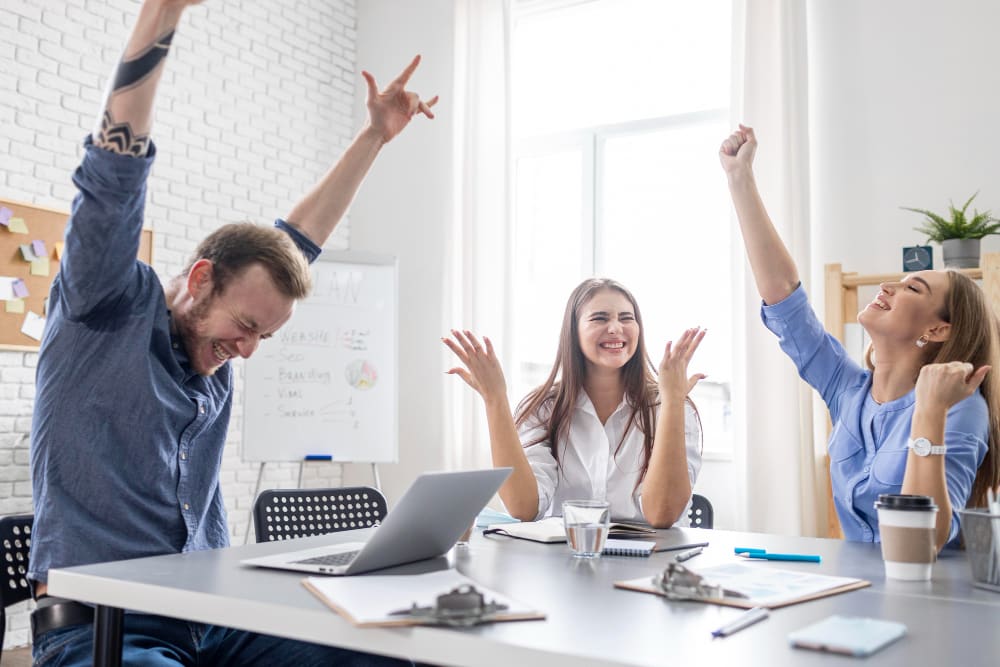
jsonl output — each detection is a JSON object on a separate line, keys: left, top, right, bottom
{"left": 900, "top": 192, "right": 998, "bottom": 241}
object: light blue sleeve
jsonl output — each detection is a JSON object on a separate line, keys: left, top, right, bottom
{"left": 942, "top": 392, "right": 990, "bottom": 543}
{"left": 760, "top": 285, "right": 868, "bottom": 423}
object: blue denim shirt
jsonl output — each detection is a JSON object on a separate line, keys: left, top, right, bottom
{"left": 761, "top": 286, "right": 988, "bottom": 544}
{"left": 29, "top": 138, "right": 320, "bottom": 583}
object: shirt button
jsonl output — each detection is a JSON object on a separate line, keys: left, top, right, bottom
{"left": 863, "top": 466, "right": 871, "bottom": 473}
{"left": 180, "top": 452, "right": 187, "bottom": 460}
{"left": 183, "top": 503, "right": 190, "bottom": 511}
{"left": 199, "top": 404, "right": 206, "bottom": 415}
{"left": 172, "top": 342, "right": 179, "bottom": 349}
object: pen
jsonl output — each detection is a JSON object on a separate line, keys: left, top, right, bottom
{"left": 734, "top": 547, "right": 821, "bottom": 563}
{"left": 304, "top": 455, "right": 333, "bottom": 461}
{"left": 655, "top": 541, "right": 710, "bottom": 553}
{"left": 674, "top": 546, "right": 704, "bottom": 562}
{"left": 711, "top": 606, "right": 769, "bottom": 638}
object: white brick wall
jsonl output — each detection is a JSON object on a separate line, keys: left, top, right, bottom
{"left": 1, "top": 0, "right": 358, "bottom": 649}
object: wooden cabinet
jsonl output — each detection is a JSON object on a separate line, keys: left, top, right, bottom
{"left": 819, "top": 252, "right": 1000, "bottom": 538}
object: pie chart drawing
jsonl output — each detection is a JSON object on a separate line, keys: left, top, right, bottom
{"left": 345, "top": 359, "right": 378, "bottom": 390}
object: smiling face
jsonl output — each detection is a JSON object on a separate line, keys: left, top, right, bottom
{"left": 176, "top": 262, "right": 295, "bottom": 376}
{"left": 576, "top": 288, "right": 640, "bottom": 374}
{"left": 858, "top": 270, "right": 951, "bottom": 347}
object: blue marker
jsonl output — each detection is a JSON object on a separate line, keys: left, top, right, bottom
{"left": 304, "top": 455, "right": 333, "bottom": 461}
{"left": 734, "top": 547, "right": 821, "bottom": 563}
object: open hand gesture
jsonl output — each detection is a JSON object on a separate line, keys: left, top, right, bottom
{"left": 915, "top": 361, "right": 991, "bottom": 412}
{"left": 658, "top": 327, "right": 707, "bottom": 400}
{"left": 719, "top": 124, "right": 757, "bottom": 175}
{"left": 443, "top": 329, "right": 508, "bottom": 405}
{"left": 363, "top": 55, "right": 439, "bottom": 144}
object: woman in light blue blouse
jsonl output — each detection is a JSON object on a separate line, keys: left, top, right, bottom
{"left": 720, "top": 125, "right": 1000, "bottom": 550}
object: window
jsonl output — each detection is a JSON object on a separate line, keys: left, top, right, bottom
{"left": 510, "top": 0, "right": 734, "bottom": 455}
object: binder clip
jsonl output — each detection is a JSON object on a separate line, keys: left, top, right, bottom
{"left": 652, "top": 562, "right": 748, "bottom": 602}
{"left": 388, "top": 584, "right": 509, "bottom": 627}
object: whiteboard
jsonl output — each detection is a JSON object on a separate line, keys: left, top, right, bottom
{"left": 242, "top": 251, "right": 397, "bottom": 462}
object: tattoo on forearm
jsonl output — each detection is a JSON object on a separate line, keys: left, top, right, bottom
{"left": 96, "top": 110, "right": 150, "bottom": 157}
{"left": 112, "top": 29, "right": 174, "bottom": 93}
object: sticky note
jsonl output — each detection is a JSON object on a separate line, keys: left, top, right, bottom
{"left": 31, "top": 259, "right": 50, "bottom": 276}
{"left": 21, "top": 311, "right": 45, "bottom": 341}
{"left": 19, "top": 245, "right": 38, "bottom": 262}
{"left": 7, "top": 218, "right": 28, "bottom": 234}
{"left": 54, "top": 242, "right": 65, "bottom": 260}
{"left": 0, "top": 207, "right": 11, "bottom": 225}
{"left": 32, "top": 240, "right": 46, "bottom": 257}
{"left": 5, "top": 299, "right": 24, "bottom": 314}
{"left": 0, "top": 278, "right": 15, "bottom": 301}
{"left": 11, "top": 279, "right": 28, "bottom": 299}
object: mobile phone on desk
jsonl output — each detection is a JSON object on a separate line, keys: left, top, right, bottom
{"left": 788, "top": 615, "right": 906, "bottom": 657}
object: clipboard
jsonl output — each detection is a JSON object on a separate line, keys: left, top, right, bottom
{"left": 615, "top": 562, "right": 870, "bottom": 609}
{"left": 303, "top": 569, "right": 545, "bottom": 627}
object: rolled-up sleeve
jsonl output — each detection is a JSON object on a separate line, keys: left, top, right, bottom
{"left": 943, "top": 394, "right": 990, "bottom": 542}
{"left": 59, "top": 137, "right": 155, "bottom": 320}
{"left": 518, "top": 415, "right": 559, "bottom": 520}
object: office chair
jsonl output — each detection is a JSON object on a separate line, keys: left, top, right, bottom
{"left": 253, "top": 487, "right": 388, "bottom": 543}
{"left": 0, "top": 514, "right": 33, "bottom": 657}
{"left": 688, "top": 494, "right": 714, "bottom": 529}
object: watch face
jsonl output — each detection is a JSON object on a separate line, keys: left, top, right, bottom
{"left": 911, "top": 437, "right": 930, "bottom": 456}
{"left": 902, "top": 245, "right": 933, "bottom": 271}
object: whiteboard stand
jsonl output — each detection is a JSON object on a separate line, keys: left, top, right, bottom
{"left": 371, "top": 463, "right": 382, "bottom": 492}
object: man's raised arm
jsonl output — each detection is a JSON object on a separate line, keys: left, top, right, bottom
{"left": 94, "top": 0, "right": 201, "bottom": 157}
{"left": 284, "top": 55, "right": 438, "bottom": 247}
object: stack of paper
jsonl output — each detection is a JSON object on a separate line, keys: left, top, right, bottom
{"left": 304, "top": 569, "right": 544, "bottom": 627}
{"left": 616, "top": 562, "right": 869, "bottom": 609}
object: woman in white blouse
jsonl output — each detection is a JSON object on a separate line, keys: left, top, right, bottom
{"left": 444, "top": 278, "right": 704, "bottom": 527}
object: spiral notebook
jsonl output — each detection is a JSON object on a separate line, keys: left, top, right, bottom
{"left": 602, "top": 539, "right": 656, "bottom": 556}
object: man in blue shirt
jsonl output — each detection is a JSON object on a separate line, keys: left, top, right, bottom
{"left": 28, "top": 1, "right": 436, "bottom": 664}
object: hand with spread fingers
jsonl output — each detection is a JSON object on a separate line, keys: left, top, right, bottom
{"left": 916, "top": 361, "right": 992, "bottom": 412}
{"left": 443, "top": 329, "right": 509, "bottom": 405}
{"left": 657, "top": 327, "right": 707, "bottom": 400}
{"left": 363, "top": 55, "right": 439, "bottom": 144}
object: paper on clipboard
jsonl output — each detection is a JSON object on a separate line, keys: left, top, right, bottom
{"left": 303, "top": 569, "right": 545, "bottom": 627}
{"left": 615, "top": 562, "right": 869, "bottom": 609}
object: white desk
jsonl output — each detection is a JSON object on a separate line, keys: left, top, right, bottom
{"left": 48, "top": 528, "right": 1000, "bottom": 666}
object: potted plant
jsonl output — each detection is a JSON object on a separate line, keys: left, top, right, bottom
{"left": 902, "top": 192, "right": 1000, "bottom": 268}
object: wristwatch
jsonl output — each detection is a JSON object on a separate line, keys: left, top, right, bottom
{"left": 908, "top": 437, "right": 947, "bottom": 456}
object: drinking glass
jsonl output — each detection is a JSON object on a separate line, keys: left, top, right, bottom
{"left": 562, "top": 500, "right": 610, "bottom": 558}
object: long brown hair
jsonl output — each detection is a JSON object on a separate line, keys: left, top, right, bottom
{"left": 514, "top": 278, "right": 699, "bottom": 485}
{"left": 865, "top": 271, "right": 1000, "bottom": 507}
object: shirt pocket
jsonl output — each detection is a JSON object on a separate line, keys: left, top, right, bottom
{"left": 871, "top": 443, "right": 908, "bottom": 488}
{"left": 828, "top": 421, "right": 864, "bottom": 462}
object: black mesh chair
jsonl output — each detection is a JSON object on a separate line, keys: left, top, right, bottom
{"left": 688, "top": 494, "right": 714, "bottom": 529}
{"left": 253, "top": 487, "right": 388, "bottom": 543}
{"left": 0, "top": 514, "right": 33, "bottom": 658}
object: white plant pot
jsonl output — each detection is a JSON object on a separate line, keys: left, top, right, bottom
{"left": 941, "top": 238, "right": 980, "bottom": 269}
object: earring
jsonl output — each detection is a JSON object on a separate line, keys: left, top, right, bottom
{"left": 915, "top": 336, "right": 928, "bottom": 348}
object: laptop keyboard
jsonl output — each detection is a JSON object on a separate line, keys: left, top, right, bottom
{"left": 293, "top": 550, "right": 360, "bottom": 566}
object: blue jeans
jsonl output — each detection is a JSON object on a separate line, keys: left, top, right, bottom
{"left": 32, "top": 612, "right": 412, "bottom": 666}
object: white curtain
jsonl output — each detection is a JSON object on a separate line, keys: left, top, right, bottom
{"left": 732, "top": 0, "right": 822, "bottom": 535}
{"left": 444, "top": 0, "right": 512, "bottom": 472}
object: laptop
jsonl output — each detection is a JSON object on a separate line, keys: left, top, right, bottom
{"left": 241, "top": 468, "right": 512, "bottom": 576}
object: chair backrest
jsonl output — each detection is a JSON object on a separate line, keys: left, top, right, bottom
{"left": 688, "top": 494, "right": 714, "bottom": 529}
{"left": 253, "top": 487, "right": 388, "bottom": 543}
{"left": 1, "top": 514, "right": 33, "bottom": 655}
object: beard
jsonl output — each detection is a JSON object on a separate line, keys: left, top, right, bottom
{"left": 174, "top": 294, "right": 222, "bottom": 376}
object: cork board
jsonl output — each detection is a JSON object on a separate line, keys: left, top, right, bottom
{"left": 0, "top": 198, "right": 153, "bottom": 351}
